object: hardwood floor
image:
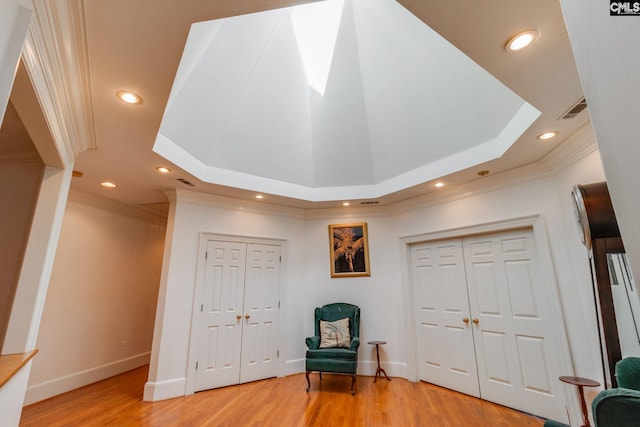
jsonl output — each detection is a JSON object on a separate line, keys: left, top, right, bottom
{"left": 21, "top": 367, "right": 545, "bottom": 426}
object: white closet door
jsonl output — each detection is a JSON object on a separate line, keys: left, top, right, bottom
{"left": 410, "top": 228, "right": 566, "bottom": 422}
{"left": 463, "top": 229, "right": 565, "bottom": 422}
{"left": 240, "top": 244, "right": 280, "bottom": 383}
{"left": 195, "top": 241, "right": 247, "bottom": 391}
{"left": 410, "top": 239, "right": 480, "bottom": 397}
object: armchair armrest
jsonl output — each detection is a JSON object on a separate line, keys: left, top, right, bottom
{"left": 306, "top": 336, "right": 320, "bottom": 350}
{"left": 593, "top": 387, "right": 640, "bottom": 427}
{"left": 350, "top": 336, "right": 360, "bottom": 352}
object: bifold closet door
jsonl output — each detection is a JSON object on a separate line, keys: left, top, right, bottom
{"left": 195, "top": 240, "right": 280, "bottom": 391}
{"left": 410, "top": 228, "right": 565, "bottom": 421}
{"left": 462, "top": 230, "right": 563, "bottom": 421}
{"left": 410, "top": 239, "right": 480, "bottom": 397}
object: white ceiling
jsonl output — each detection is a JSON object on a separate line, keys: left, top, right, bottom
{"left": 4, "top": 0, "right": 592, "bottom": 210}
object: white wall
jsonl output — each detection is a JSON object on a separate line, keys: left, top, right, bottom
{"left": 302, "top": 213, "right": 405, "bottom": 375}
{"left": 147, "top": 144, "right": 609, "bottom": 409}
{"left": 559, "top": 0, "right": 640, "bottom": 321}
{"left": 24, "top": 190, "right": 166, "bottom": 404}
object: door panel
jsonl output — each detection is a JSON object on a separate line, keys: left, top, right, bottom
{"left": 411, "top": 240, "right": 479, "bottom": 397}
{"left": 240, "top": 244, "right": 280, "bottom": 383}
{"left": 196, "top": 241, "right": 246, "bottom": 391}
{"left": 463, "top": 229, "right": 563, "bottom": 421}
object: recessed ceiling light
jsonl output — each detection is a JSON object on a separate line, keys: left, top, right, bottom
{"left": 100, "top": 181, "right": 117, "bottom": 188}
{"left": 342, "top": 202, "right": 350, "bottom": 206}
{"left": 505, "top": 30, "right": 538, "bottom": 52}
{"left": 537, "top": 131, "right": 558, "bottom": 140}
{"left": 156, "top": 166, "right": 172, "bottom": 174}
{"left": 255, "top": 194, "right": 264, "bottom": 199}
{"left": 72, "top": 170, "right": 84, "bottom": 178}
{"left": 477, "top": 170, "right": 490, "bottom": 177}
{"left": 116, "top": 90, "right": 142, "bottom": 104}
{"left": 434, "top": 182, "right": 445, "bottom": 188}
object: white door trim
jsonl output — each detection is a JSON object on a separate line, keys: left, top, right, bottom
{"left": 185, "top": 233, "right": 286, "bottom": 395}
{"left": 399, "top": 214, "right": 577, "bottom": 423}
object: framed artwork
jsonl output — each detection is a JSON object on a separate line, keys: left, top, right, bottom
{"left": 329, "top": 222, "right": 370, "bottom": 277}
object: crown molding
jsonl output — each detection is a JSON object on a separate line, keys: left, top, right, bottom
{"left": 0, "top": 147, "right": 42, "bottom": 165}
{"left": 168, "top": 188, "right": 307, "bottom": 220}
{"left": 20, "top": 0, "right": 96, "bottom": 165}
{"left": 68, "top": 188, "right": 168, "bottom": 227}
{"left": 387, "top": 124, "right": 598, "bottom": 214}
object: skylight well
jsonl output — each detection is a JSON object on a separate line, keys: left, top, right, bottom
{"left": 154, "top": 0, "right": 539, "bottom": 203}
{"left": 291, "top": 0, "right": 344, "bottom": 95}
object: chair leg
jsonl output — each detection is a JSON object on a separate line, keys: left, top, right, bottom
{"left": 351, "top": 374, "right": 356, "bottom": 395}
{"left": 305, "top": 371, "right": 311, "bottom": 392}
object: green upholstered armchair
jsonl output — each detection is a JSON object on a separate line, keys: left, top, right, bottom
{"left": 305, "top": 303, "right": 360, "bottom": 395}
{"left": 592, "top": 357, "right": 640, "bottom": 427}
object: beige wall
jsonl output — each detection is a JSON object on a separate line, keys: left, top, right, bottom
{"left": 0, "top": 161, "right": 44, "bottom": 348}
{"left": 24, "top": 190, "right": 166, "bottom": 404}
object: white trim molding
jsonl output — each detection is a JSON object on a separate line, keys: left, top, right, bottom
{"left": 21, "top": 0, "right": 96, "bottom": 162}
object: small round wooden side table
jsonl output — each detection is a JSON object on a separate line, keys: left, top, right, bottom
{"left": 559, "top": 376, "right": 600, "bottom": 427}
{"left": 368, "top": 341, "right": 391, "bottom": 382}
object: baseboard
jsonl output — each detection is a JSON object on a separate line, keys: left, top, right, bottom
{"left": 143, "top": 376, "right": 186, "bottom": 402}
{"left": 285, "top": 358, "right": 305, "bottom": 376}
{"left": 24, "top": 352, "right": 150, "bottom": 405}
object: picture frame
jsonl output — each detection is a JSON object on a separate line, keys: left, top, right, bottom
{"left": 329, "top": 222, "right": 370, "bottom": 278}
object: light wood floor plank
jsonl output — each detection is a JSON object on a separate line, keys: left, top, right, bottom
{"left": 21, "top": 367, "right": 545, "bottom": 426}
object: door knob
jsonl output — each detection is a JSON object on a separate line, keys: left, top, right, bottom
{"left": 236, "top": 315, "right": 242, "bottom": 320}
{"left": 463, "top": 317, "right": 469, "bottom": 324}
{"left": 472, "top": 318, "right": 479, "bottom": 324}
{"left": 245, "top": 314, "right": 251, "bottom": 319}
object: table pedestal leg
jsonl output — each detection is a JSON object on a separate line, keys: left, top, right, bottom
{"left": 374, "top": 344, "right": 390, "bottom": 382}
{"left": 577, "top": 385, "right": 590, "bottom": 427}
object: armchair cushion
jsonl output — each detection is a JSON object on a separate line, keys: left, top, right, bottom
{"left": 320, "top": 317, "right": 351, "bottom": 348}
{"left": 307, "top": 348, "right": 357, "bottom": 360}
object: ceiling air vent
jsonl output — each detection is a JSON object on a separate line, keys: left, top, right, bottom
{"left": 560, "top": 97, "right": 587, "bottom": 119}
{"left": 176, "top": 178, "right": 195, "bottom": 187}
{"left": 360, "top": 201, "right": 379, "bottom": 205}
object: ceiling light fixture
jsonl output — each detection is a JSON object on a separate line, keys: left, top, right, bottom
{"left": 537, "top": 131, "right": 558, "bottom": 140}
{"left": 255, "top": 194, "right": 264, "bottom": 199}
{"left": 477, "top": 170, "right": 490, "bottom": 177}
{"left": 434, "top": 182, "right": 445, "bottom": 188}
{"left": 156, "top": 166, "right": 172, "bottom": 174}
{"left": 116, "top": 90, "right": 143, "bottom": 104}
{"left": 342, "top": 202, "right": 350, "bottom": 206}
{"left": 100, "top": 181, "right": 117, "bottom": 188}
{"left": 505, "top": 30, "right": 538, "bottom": 52}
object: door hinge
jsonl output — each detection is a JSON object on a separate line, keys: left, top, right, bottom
{"left": 277, "top": 349, "right": 279, "bottom": 358}
{"left": 279, "top": 255, "right": 282, "bottom": 262}
{"left": 201, "top": 304, "right": 203, "bottom": 312}
{"left": 278, "top": 301, "right": 280, "bottom": 309}
{"left": 196, "top": 361, "right": 199, "bottom": 370}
